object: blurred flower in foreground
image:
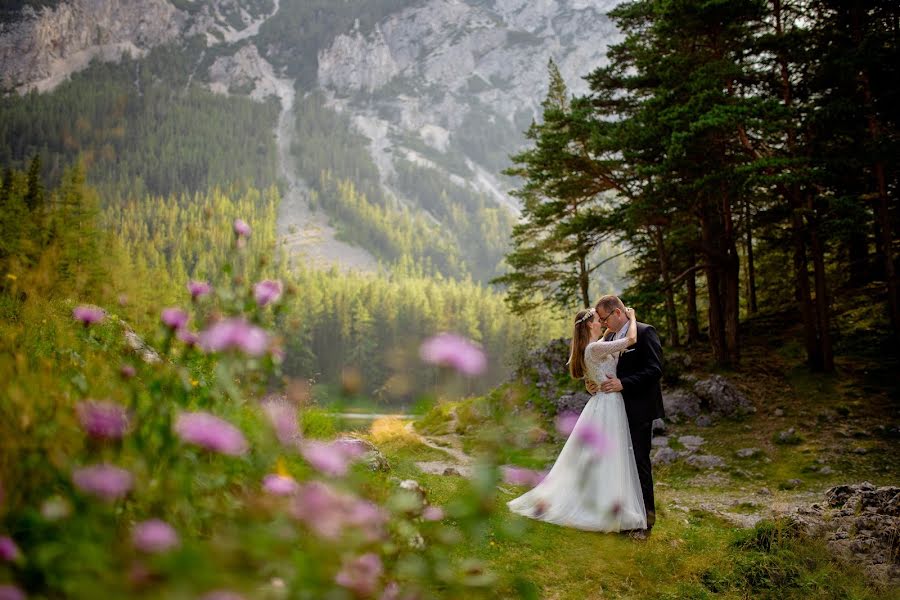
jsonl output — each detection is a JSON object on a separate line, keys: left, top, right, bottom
{"left": 290, "top": 482, "right": 386, "bottom": 541}
{"left": 76, "top": 400, "right": 129, "bottom": 439}
{"left": 199, "top": 318, "right": 269, "bottom": 356}
{"left": 161, "top": 307, "right": 189, "bottom": 331}
{"left": 554, "top": 411, "right": 580, "bottom": 437}
{"left": 253, "top": 279, "right": 283, "bottom": 307}
{"left": 175, "top": 412, "right": 248, "bottom": 456}
{"left": 132, "top": 519, "right": 180, "bottom": 553}
{"left": 262, "top": 474, "right": 299, "bottom": 496}
{"left": 201, "top": 590, "right": 246, "bottom": 600}
{"left": 0, "top": 537, "right": 21, "bottom": 562}
{"left": 419, "top": 333, "right": 487, "bottom": 376}
{"left": 501, "top": 466, "right": 546, "bottom": 488}
{"left": 422, "top": 506, "right": 444, "bottom": 522}
{"left": 187, "top": 280, "right": 212, "bottom": 300}
{"left": 335, "top": 553, "right": 383, "bottom": 597}
{"left": 40, "top": 496, "right": 71, "bottom": 521}
{"left": 0, "top": 585, "right": 25, "bottom": 600}
{"left": 233, "top": 218, "right": 251, "bottom": 238}
{"left": 176, "top": 329, "right": 199, "bottom": 347}
{"left": 261, "top": 399, "right": 300, "bottom": 447}
{"left": 120, "top": 364, "right": 137, "bottom": 379}
{"left": 72, "top": 464, "right": 133, "bottom": 501}
{"left": 575, "top": 422, "right": 612, "bottom": 456}
{"left": 300, "top": 440, "right": 364, "bottom": 477}
{"left": 73, "top": 305, "right": 105, "bottom": 326}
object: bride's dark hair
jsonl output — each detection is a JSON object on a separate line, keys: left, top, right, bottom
{"left": 568, "top": 308, "right": 595, "bottom": 380}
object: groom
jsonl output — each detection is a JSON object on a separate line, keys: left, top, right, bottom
{"left": 586, "top": 295, "right": 665, "bottom": 539}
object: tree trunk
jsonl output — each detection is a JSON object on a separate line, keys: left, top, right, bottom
{"left": 700, "top": 206, "right": 728, "bottom": 365}
{"left": 744, "top": 199, "right": 758, "bottom": 314}
{"left": 578, "top": 252, "right": 590, "bottom": 309}
{"left": 791, "top": 205, "right": 821, "bottom": 370}
{"left": 807, "top": 196, "right": 834, "bottom": 372}
{"left": 686, "top": 250, "right": 701, "bottom": 344}
{"left": 721, "top": 192, "right": 741, "bottom": 367}
{"left": 654, "top": 226, "right": 679, "bottom": 346}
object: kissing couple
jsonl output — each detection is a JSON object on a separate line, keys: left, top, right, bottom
{"left": 508, "top": 295, "right": 665, "bottom": 540}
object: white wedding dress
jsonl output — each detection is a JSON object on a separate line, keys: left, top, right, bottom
{"left": 507, "top": 335, "right": 647, "bottom": 532}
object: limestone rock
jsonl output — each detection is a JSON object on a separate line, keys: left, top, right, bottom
{"left": 335, "top": 436, "right": 390, "bottom": 472}
{"left": 692, "top": 375, "right": 754, "bottom": 417}
{"left": 662, "top": 389, "right": 701, "bottom": 421}
{"left": 651, "top": 447, "right": 678, "bottom": 466}
{"left": 685, "top": 454, "right": 726, "bottom": 469}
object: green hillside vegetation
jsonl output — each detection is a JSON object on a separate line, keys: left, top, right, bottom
{"left": 0, "top": 41, "right": 280, "bottom": 196}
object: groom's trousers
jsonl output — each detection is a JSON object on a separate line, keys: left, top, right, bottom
{"left": 629, "top": 420, "right": 655, "bottom": 528}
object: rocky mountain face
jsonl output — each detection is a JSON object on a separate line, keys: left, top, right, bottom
{"left": 316, "top": 0, "right": 621, "bottom": 210}
{"left": 1, "top": 0, "right": 623, "bottom": 272}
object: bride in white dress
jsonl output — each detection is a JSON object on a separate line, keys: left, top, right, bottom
{"left": 507, "top": 306, "right": 647, "bottom": 532}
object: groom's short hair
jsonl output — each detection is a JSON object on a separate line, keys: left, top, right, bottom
{"left": 595, "top": 295, "right": 625, "bottom": 315}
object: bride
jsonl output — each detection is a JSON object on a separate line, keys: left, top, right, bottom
{"left": 507, "top": 306, "right": 647, "bottom": 532}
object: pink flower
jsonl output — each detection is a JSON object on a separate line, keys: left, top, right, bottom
{"left": 176, "top": 329, "right": 199, "bottom": 347}
{"left": 161, "top": 308, "right": 189, "bottom": 331}
{"left": 73, "top": 305, "right": 105, "bottom": 326}
{"left": 501, "top": 466, "right": 546, "bottom": 488}
{"left": 261, "top": 400, "right": 300, "bottom": 447}
{"left": 422, "top": 506, "right": 444, "bottom": 521}
{"left": 187, "top": 280, "right": 212, "bottom": 299}
{"left": 262, "top": 474, "right": 299, "bottom": 496}
{"left": 174, "top": 412, "right": 248, "bottom": 456}
{"left": 0, "top": 585, "right": 25, "bottom": 600}
{"left": 0, "top": 537, "right": 20, "bottom": 562}
{"left": 120, "top": 364, "right": 136, "bottom": 379}
{"left": 290, "top": 482, "right": 387, "bottom": 540}
{"left": 335, "top": 553, "right": 383, "bottom": 597}
{"left": 76, "top": 400, "right": 129, "bottom": 439}
{"left": 575, "top": 423, "right": 612, "bottom": 456}
{"left": 233, "top": 218, "right": 251, "bottom": 237}
{"left": 132, "top": 519, "right": 179, "bottom": 553}
{"left": 253, "top": 279, "right": 283, "bottom": 307}
{"left": 199, "top": 318, "right": 269, "bottom": 356}
{"left": 72, "top": 464, "right": 133, "bottom": 501}
{"left": 201, "top": 591, "right": 246, "bottom": 600}
{"left": 300, "top": 440, "right": 366, "bottom": 477}
{"left": 419, "top": 333, "right": 487, "bottom": 376}
{"left": 555, "top": 411, "right": 580, "bottom": 437}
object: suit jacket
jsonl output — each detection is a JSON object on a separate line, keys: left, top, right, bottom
{"left": 605, "top": 322, "right": 665, "bottom": 426}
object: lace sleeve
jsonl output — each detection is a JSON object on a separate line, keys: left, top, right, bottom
{"left": 586, "top": 336, "right": 632, "bottom": 361}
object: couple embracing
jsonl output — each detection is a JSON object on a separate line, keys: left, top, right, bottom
{"left": 508, "top": 295, "right": 665, "bottom": 540}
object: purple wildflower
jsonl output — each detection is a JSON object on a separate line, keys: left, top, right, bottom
{"left": 262, "top": 474, "right": 299, "bottom": 496}
{"left": 501, "top": 466, "right": 546, "bottom": 488}
{"left": 335, "top": 553, "right": 383, "bottom": 597}
{"left": 73, "top": 305, "right": 105, "bottom": 326}
{"left": 555, "top": 411, "right": 580, "bottom": 437}
{"left": 174, "top": 412, "right": 248, "bottom": 456}
{"left": 132, "top": 519, "right": 179, "bottom": 553}
{"left": 300, "top": 440, "right": 365, "bottom": 477}
{"left": 176, "top": 329, "right": 199, "bottom": 347}
{"left": 419, "top": 333, "right": 487, "bottom": 376}
{"left": 0, "top": 585, "right": 25, "bottom": 600}
{"left": 422, "top": 506, "right": 444, "bottom": 522}
{"left": 120, "top": 364, "right": 136, "bottom": 379}
{"left": 161, "top": 307, "right": 189, "bottom": 331}
{"left": 201, "top": 591, "right": 246, "bottom": 600}
{"left": 72, "top": 464, "right": 133, "bottom": 501}
{"left": 290, "top": 482, "right": 387, "bottom": 541}
{"left": 575, "top": 422, "right": 612, "bottom": 456}
{"left": 187, "top": 280, "right": 212, "bottom": 300}
{"left": 0, "top": 537, "right": 20, "bottom": 562}
{"left": 76, "top": 400, "right": 129, "bottom": 439}
{"left": 253, "top": 279, "right": 283, "bottom": 307}
{"left": 233, "top": 218, "right": 251, "bottom": 237}
{"left": 198, "top": 318, "right": 269, "bottom": 356}
{"left": 261, "top": 399, "right": 300, "bottom": 447}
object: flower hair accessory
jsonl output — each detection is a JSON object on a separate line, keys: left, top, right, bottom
{"left": 575, "top": 308, "right": 595, "bottom": 325}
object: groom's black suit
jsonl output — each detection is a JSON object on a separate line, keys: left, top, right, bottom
{"left": 605, "top": 322, "right": 664, "bottom": 528}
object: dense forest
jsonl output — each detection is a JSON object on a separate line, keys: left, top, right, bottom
{"left": 501, "top": 0, "right": 899, "bottom": 371}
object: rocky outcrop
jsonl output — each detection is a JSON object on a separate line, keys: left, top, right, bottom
{"left": 208, "top": 43, "right": 281, "bottom": 100}
{"left": 791, "top": 483, "right": 900, "bottom": 584}
{"left": 0, "top": 0, "right": 184, "bottom": 92}
{"left": 663, "top": 375, "right": 754, "bottom": 423}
